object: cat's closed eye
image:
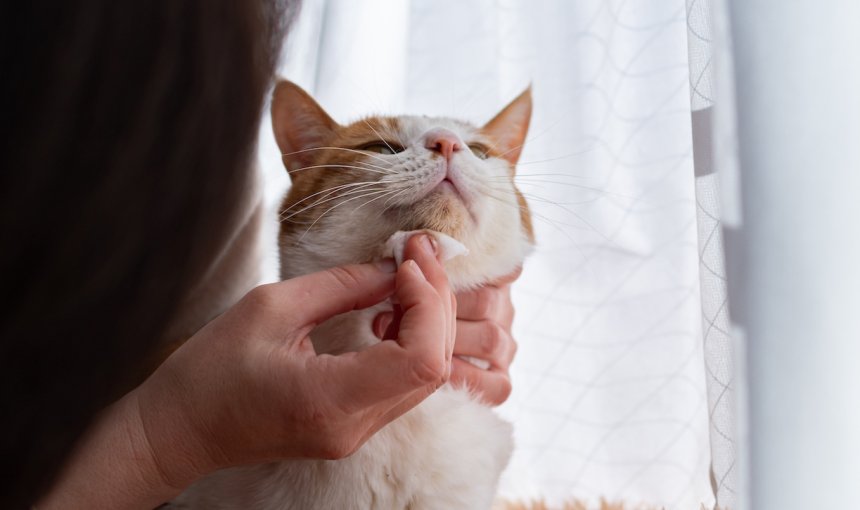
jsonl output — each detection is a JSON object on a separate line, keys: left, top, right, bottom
{"left": 359, "top": 141, "right": 406, "bottom": 155}
{"left": 468, "top": 143, "right": 490, "bottom": 160}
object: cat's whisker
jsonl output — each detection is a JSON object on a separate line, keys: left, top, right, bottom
{"left": 481, "top": 184, "right": 617, "bottom": 245}
{"left": 279, "top": 180, "right": 410, "bottom": 222}
{"left": 351, "top": 187, "right": 405, "bottom": 215}
{"left": 488, "top": 177, "right": 637, "bottom": 200}
{"left": 509, "top": 171, "right": 659, "bottom": 204}
{"left": 352, "top": 159, "right": 401, "bottom": 174}
{"left": 339, "top": 158, "right": 395, "bottom": 173}
{"left": 503, "top": 190, "right": 601, "bottom": 206}
{"left": 279, "top": 182, "right": 386, "bottom": 221}
{"left": 516, "top": 149, "right": 594, "bottom": 166}
{"left": 362, "top": 120, "right": 407, "bottom": 163}
{"left": 288, "top": 163, "right": 394, "bottom": 177}
{"left": 296, "top": 188, "right": 397, "bottom": 243}
{"left": 298, "top": 188, "right": 394, "bottom": 233}
{"left": 281, "top": 146, "right": 391, "bottom": 165}
{"left": 514, "top": 172, "right": 588, "bottom": 179}
{"left": 282, "top": 180, "right": 384, "bottom": 207}
{"left": 378, "top": 188, "right": 412, "bottom": 216}
{"left": 279, "top": 168, "right": 415, "bottom": 221}
{"left": 488, "top": 185, "right": 608, "bottom": 206}
{"left": 480, "top": 190, "right": 586, "bottom": 255}
{"left": 487, "top": 116, "right": 564, "bottom": 160}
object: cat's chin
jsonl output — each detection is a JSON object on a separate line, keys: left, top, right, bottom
{"left": 398, "top": 191, "right": 472, "bottom": 240}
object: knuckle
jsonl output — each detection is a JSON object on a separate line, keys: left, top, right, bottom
{"left": 481, "top": 322, "right": 506, "bottom": 358}
{"left": 409, "top": 356, "right": 447, "bottom": 386}
{"left": 309, "top": 411, "right": 356, "bottom": 460}
{"left": 318, "top": 436, "right": 354, "bottom": 460}
{"left": 485, "top": 288, "right": 502, "bottom": 316}
{"left": 501, "top": 292, "right": 514, "bottom": 315}
{"left": 471, "top": 288, "right": 495, "bottom": 318}
{"left": 325, "top": 265, "right": 363, "bottom": 290}
{"left": 496, "top": 377, "right": 513, "bottom": 404}
{"left": 244, "top": 284, "right": 277, "bottom": 311}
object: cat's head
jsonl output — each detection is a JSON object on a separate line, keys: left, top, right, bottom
{"left": 272, "top": 80, "right": 534, "bottom": 290}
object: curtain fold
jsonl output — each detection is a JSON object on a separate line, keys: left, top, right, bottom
{"left": 685, "top": 1, "right": 738, "bottom": 509}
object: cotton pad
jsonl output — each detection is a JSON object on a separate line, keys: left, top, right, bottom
{"left": 384, "top": 230, "right": 469, "bottom": 265}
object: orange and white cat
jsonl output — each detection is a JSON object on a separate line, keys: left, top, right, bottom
{"left": 170, "top": 80, "right": 534, "bottom": 509}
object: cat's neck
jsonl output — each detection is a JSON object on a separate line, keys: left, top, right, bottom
{"left": 279, "top": 229, "right": 531, "bottom": 292}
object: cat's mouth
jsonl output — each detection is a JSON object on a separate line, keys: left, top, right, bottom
{"left": 429, "top": 166, "right": 472, "bottom": 203}
{"left": 400, "top": 172, "right": 475, "bottom": 236}
{"left": 429, "top": 173, "right": 475, "bottom": 218}
{"left": 435, "top": 178, "right": 460, "bottom": 197}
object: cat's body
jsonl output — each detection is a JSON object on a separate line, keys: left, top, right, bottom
{"left": 171, "top": 82, "right": 533, "bottom": 509}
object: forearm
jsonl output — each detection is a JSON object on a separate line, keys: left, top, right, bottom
{"left": 37, "top": 389, "right": 204, "bottom": 510}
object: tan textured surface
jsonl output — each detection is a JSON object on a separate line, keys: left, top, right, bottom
{"left": 495, "top": 500, "right": 725, "bottom": 510}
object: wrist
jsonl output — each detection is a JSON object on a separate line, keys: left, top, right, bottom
{"left": 37, "top": 389, "right": 196, "bottom": 510}
{"left": 131, "top": 363, "right": 227, "bottom": 493}
{"left": 37, "top": 367, "right": 223, "bottom": 510}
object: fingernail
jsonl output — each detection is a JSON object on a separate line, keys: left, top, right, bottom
{"left": 376, "top": 258, "right": 397, "bottom": 273}
{"left": 420, "top": 234, "right": 438, "bottom": 255}
{"left": 406, "top": 259, "right": 425, "bottom": 278}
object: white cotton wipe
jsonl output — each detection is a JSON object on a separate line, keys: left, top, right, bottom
{"left": 384, "top": 230, "right": 469, "bottom": 266}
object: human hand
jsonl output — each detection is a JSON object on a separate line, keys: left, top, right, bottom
{"left": 37, "top": 234, "right": 456, "bottom": 510}
{"left": 373, "top": 268, "right": 521, "bottom": 406}
{"left": 135, "top": 234, "right": 454, "bottom": 488}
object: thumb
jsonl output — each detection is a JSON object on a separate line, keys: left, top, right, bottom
{"left": 275, "top": 260, "right": 398, "bottom": 328}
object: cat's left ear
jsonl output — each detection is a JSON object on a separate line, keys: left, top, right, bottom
{"left": 271, "top": 79, "right": 341, "bottom": 176}
{"left": 481, "top": 87, "right": 532, "bottom": 165}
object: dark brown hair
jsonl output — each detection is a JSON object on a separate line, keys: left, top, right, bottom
{"left": 0, "top": 1, "right": 295, "bottom": 506}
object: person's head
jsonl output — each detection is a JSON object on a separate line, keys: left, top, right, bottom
{"left": 0, "top": 1, "right": 295, "bottom": 505}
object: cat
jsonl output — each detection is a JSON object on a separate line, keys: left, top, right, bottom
{"left": 169, "top": 80, "right": 534, "bottom": 509}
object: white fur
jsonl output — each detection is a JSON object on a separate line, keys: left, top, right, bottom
{"left": 171, "top": 115, "right": 531, "bottom": 509}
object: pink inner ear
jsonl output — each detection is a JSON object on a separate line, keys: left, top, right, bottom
{"left": 481, "top": 87, "right": 532, "bottom": 165}
{"left": 271, "top": 80, "right": 340, "bottom": 174}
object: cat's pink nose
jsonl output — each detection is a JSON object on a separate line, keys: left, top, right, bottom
{"left": 424, "top": 129, "right": 462, "bottom": 160}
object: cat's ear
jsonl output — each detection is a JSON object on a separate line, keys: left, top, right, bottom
{"left": 271, "top": 79, "right": 340, "bottom": 178}
{"left": 481, "top": 87, "right": 532, "bottom": 165}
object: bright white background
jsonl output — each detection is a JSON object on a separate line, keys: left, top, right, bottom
{"left": 256, "top": 1, "right": 715, "bottom": 507}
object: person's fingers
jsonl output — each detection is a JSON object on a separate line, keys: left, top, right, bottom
{"left": 399, "top": 234, "right": 454, "bottom": 365}
{"left": 455, "top": 267, "right": 520, "bottom": 323}
{"left": 250, "top": 260, "right": 397, "bottom": 331}
{"left": 459, "top": 285, "right": 517, "bottom": 327}
{"left": 491, "top": 266, "right": 523, "bottom": 286}
{"left": 444, "top": 292, "right": 457, "bottom": 381}
{"left": 371, "top": 311, "right": 395, "bottom": 339}
{"left": 450, "top": 357, "right": 513, "bottom": 406}
{"left": 326, "top": 336, "right": 442, "bottom": 413}
{"left": 330, "top": 254, "right": 450, "bottom": 411}
{"left": 451, "top": 319, "right": 517, "bottom": 370}
{"left": 456, "top": 286, "right": 511, "bottom": 322}
{"left": 394, "top": 259, "right": 448, "bottom": 362}
{"left": 402, "top": 235, "right": 451, "bottom": 308}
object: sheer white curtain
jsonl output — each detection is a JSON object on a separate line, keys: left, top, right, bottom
{"left": 257, "top": 1, "right": 722, "bottom": 508}
{"left": 254, "top": 1, "right": 860, "bottom": 508}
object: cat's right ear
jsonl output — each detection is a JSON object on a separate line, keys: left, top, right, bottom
{"left": 271, "top": 80, "right": 340, "bottom": 179}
